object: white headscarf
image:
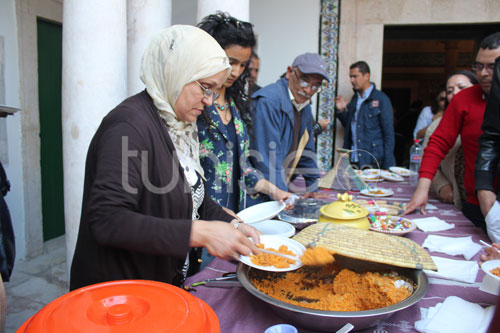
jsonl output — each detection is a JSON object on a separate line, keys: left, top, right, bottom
{"left": 140, "top": 25, "right": 230, "bottom": 177}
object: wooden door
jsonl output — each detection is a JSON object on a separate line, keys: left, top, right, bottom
{"left": 37, "top": 19, "right": 65, "bottom": 240}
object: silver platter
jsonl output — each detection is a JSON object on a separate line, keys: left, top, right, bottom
{"left": 237, "top": 256, "right": 428, "bottom": 332}
{"left": 278, "top": 198, "right": 329, "bottom": 225}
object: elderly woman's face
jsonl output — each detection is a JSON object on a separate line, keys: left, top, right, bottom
{"left": 174, "top": 70, "right": 228, "bottom": 122}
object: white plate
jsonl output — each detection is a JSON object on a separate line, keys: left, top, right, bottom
{"left": 481, "top": 260, "right": 500, "bottom": 281}
{"left": 237, "top": 201, "right": 286, "bottom": 224}
{"left": 239, "top": 235, "right": 305, "bottom": 272}
{"left": 359, "top": 175, "right": 383, "bottom": 182}
{"left": 389, "top": 166, "right": 417, "bottom": 177}
{"left": 360, "top": 188, "right": 394, "bottom": 197}
{"left": 249, "top": 219, "right": 296, "bottom": 238}
{"left": 381, "top": 170, "right": 404, "bottom": 182}
{"left": 363, "top": 168, "right": 382, "bottom": 176}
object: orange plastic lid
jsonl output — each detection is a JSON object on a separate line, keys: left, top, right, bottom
{"left": 17, "top": 280, "right": 219, "bottom": 333}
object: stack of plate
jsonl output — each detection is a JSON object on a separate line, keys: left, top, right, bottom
{"left": 389, "top": 166, "right": 417, "bottom": 178}
{"left": 358, "top": 169, "right": 383, "bottom": 182}
{"left": 237, "top": 201, "right": 295, "bottom": 238}
{"left": 380, "top": 170, "right": 404, "bottom": 182}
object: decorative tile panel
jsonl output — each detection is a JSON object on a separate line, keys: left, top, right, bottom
{"left": 316, "top": 0, "right": 339, "bottom": 170}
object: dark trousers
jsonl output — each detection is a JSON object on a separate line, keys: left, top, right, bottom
{"left": 462, "top": 201, "right": 486, "bottom": 231}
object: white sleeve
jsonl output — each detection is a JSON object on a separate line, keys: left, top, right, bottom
{"left": 413, "top": 106, "right": 433, "bottom": 139}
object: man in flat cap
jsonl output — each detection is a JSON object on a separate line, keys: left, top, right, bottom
{"left": 250, "top": 52, "right": 329, "bottom": 197}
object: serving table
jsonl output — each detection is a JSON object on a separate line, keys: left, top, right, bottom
{"left": 185, "top": 178, "right": 498, "bottom": 332}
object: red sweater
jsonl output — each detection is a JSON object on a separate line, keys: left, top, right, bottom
{"left": 420, "top": 85, "right": 486, "bottom": 206}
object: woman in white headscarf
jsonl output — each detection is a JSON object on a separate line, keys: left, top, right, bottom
{"left": 70, "top": 25, "right": 260, "bottom": 290}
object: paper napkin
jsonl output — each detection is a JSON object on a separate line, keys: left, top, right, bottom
{"left": 410, "top": 217, "right": 455, "bottom": 232}
{"left": 423, "top": 256, "right": 478, "bottom": 284}
{"left": 422, "top": 235, "right": 481, "bottom": 260}
{"left": 415, "top": 296, "right": 495, "bottom": 333}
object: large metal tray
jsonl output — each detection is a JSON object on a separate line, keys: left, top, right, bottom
{"left": 237, "top": 256, "right": 428, "bottom": 332}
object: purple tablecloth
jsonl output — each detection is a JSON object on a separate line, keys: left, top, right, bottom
{"left": 185, "top": 178, "right": 498, "bottom": 332}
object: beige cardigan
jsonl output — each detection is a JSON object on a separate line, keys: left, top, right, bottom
{"left": 423, "top": 117, "right": 465, "bottom": 209}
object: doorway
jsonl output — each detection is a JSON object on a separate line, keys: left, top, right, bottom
{"left": 37, "top": 18, "right": 65, "bottom": 241}
{"left": 382, "top": 23, "right": 500, "bottom": 166}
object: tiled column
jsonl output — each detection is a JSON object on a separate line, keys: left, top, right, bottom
{"left": 317, "top": 0, "right": 340, "bottom": 170}
{"left": 127, "top": 0, "right": 171, "bottom": 95}
{"left": 62, "top": 0, "right": 127, "bottom": 271}
{"left": 197, "top": 0, "right": 249, "bottom": 22}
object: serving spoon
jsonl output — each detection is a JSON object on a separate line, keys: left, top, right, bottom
{"left": 256, "top": 248, "right": 301, "bottom": 262}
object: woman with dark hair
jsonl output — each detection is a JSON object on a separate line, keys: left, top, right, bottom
{"left": 414, "top": 70, "right": 479, "bottom": 141}
{"left": 197, "top": 12, "right": 291, "bottom": 214}
{"left": 444, "top": 70, "right": 479, "bottom": 102}
{"left": 421, "top": 70, "right": 478, "bottom": 206}
{"left": 414, "top": 87, "right": 447, "bottom": 140}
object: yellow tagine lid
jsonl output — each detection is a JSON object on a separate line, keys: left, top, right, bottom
{"left": 319, "top": 193, "right": 368, "bottom": 220}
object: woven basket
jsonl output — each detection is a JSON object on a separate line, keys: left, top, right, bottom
{"left": 293, "top": 223, "right": 437, "bottom": 271}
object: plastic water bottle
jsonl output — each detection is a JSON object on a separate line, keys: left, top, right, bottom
{"left": 409, "top": 139, "right": 422, "bottom": 186}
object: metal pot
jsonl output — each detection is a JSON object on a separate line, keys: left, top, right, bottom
{"left": 236, "top": 256, "right": 428, "bottom": 332}
{"left": 278, "top": 198, "right": 329, "bottom": 228}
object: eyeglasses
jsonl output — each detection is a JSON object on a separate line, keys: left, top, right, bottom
{"left": 471, "top": 62, "right": 495, "bottom": 73}
{"left": 293, "top": 68, "right": 323, "bottom": 93}
{"left": 196, "top": 81, "right": 219, "bottom": 101}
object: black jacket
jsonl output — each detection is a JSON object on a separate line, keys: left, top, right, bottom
{"left": 0, "top": 161, "right": 15, "bottom": 282}
{"left": 70, "top": 91, "right": 232, "bottom": 290}
{"left": 475, "top": 56, "right": 500, "bottom": 200}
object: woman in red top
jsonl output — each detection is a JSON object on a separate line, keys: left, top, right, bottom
{"left": 405, "top": 32, "right": 500, "bottom": 229}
